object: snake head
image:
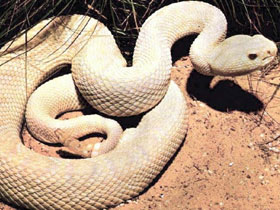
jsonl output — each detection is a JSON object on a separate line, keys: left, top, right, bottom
{"left": 210, "top": 34, "right": 278, "bottom": 76}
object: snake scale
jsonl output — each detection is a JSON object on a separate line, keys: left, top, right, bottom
{"left": 0, "top": 1, "right": 277, "bottom": 209}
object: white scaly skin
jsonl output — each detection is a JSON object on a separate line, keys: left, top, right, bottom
{"left": 71, "top": 1, "right": 277, "bottom": 117}
{"left": 26, "top": 74, "right": 123, "bottom": 157}
{"left": 0, "top": 1, "right": 277, "bottom": 210}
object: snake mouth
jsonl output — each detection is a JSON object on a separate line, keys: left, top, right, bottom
{"left": 263, "top": 55, "right": 274, "bottom": 61}
{"left": 262, "top": 47, "right": 278, "bottom": 64}
{"left": 262, "top": 55, "right": 278, "bottom": 67}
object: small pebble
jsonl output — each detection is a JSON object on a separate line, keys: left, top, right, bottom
{"left": 199, "top": 103, "right": 206, "bottom": 107}
{"left": 248, "top": 142, "right": 254, "bottom": 148}
{"left": 269, "top": 147, "right": 280, "bottom": 153}
{"left": 264, "top": 168, "right": 269, "bottom": 172}
{"left": 208, "top": 170, "right": 213, "bottom": 175}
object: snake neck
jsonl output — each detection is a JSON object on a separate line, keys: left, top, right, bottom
{"left": 133, "top": 1, "right": 227, "bottom": 76}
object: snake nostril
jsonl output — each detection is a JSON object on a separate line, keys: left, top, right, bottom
{"left": 267, "top": 50, "right": 271, "bottom": 55}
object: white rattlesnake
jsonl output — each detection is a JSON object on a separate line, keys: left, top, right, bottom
{"left": 0, "top": 1, "right": 277, "bottom": 209}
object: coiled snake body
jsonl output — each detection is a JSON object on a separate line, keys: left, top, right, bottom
{"left": 0, "top": 1, "right": 277, "bottom": 209}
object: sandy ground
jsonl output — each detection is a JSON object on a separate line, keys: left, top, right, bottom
{"left": 0, "top": 55, "right": 280, "bottom": 209}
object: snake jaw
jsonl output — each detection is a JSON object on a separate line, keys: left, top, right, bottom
{"left": 262, "top": 55, "right": 277, "bottom": 67}
{"left": 261, "top": 47, "right": 278, "bottom": 65}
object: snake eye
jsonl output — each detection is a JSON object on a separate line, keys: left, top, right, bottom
{"left": 248, "top": 53, "right": 258, "bottom": 60}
